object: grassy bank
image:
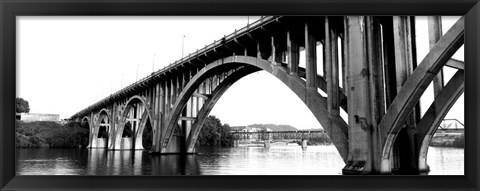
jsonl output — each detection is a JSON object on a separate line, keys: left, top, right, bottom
{"left": 16, "top": 121, "right": 89, "bottom": 148}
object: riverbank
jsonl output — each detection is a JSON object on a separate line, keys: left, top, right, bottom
{"left": 16, "top": 120, "right": 89, "bottom": 148}
{"left": 429, "top": 134, "right": 464, "bottom": 148}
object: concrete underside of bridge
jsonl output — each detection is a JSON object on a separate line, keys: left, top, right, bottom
{"left": 72, "top": 16, "right": 464, "bottom": 175}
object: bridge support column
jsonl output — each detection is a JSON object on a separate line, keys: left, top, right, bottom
{"left": 305, "top": 23, "right": 316, "bottom": 89}
{"left": 428, "top": 16, "right": 444, "bottom": 97}
{"left": 301, "top": 139, "right": 308, "bottom": 150}
{"left": 163, "top": 78, "right": 183, "bottom": 154}
{"left": 108, "top": 104, "right": 116, "bottom": 150}
{"left": 89, "top": 112, "right": 102, "bottom": 148}
{"left": 151, "top": 83, "right": 161, "bottom": 152}
{"left": 86, "top": 113, "right": 94, "bottom": 148}
{"left": 325, "top": 17, "right": 340, "bottom": 117}
{"left": 343, "top": 16, "right": 383, "bottom": 174}
{"left": 287, "top": 30, "right": 299, "bottom": 76}
{"left": 151, "top": 81, "right": 166, "bottom": 153}
{"left": 108, "top": 103, "right": 119, "bottom": 150}
{"left": 389, "top": 16, "right": 420, "bottom": 174}
{"left": 264, "top": 140, "right": 270, "bottom": 148}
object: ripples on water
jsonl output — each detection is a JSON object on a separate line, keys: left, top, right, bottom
{"left": 196, "top": 146, "right": 345, "bottom": 175}
{"left": 16, "top": 146, "right": 463, "bottom": 175}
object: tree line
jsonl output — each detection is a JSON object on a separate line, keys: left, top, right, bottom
{"left": 195, "top": 115, "right": 234, "bottom": 147}
{"left": 16, "top": 121, "right": 89, "bottom": 148}
{"left": 16, "top": 97, "right": 30, "bottom": 113}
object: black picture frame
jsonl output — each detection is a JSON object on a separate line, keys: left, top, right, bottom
{"left": 1, "top": 0, "right": 479, "bottom": 190}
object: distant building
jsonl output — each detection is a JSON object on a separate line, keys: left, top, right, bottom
{"left": 16, "top": 113, "right": 60, "bottom": 122}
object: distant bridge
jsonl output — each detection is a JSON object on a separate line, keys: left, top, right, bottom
{"left": 438, "top": 119, "right": 464, "bottom": 131}
{"left": 71, "top": 16, "right": 464, "bottom": 174}
{"left": 231, "top": 130, "right": 327, "bottom": 141}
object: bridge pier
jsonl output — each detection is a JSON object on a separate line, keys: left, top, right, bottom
{"left": 264, "top": 140, "right": 270, "bottom": 148}
{"left": 301, "top": 139, "right": 307, "bottom": 150}
{"left": 342, "top": 16, "right": 379, "bottom": 175}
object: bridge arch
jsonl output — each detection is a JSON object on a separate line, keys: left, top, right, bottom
{"left": 379, "top": 17, "right": 464, "bottom": 173}
{"left": 185, "top": 66, "right": 260, "bottom": 152}
{"left": 161, "top": 55, "right": 348, "bottom": 161}
{"left": 86, "top": 109, "right": 111, "bottom": 148}
{"left": 81, "top": 116, "right": 93, "bottom": 147}
{"left": 114, "top": 95, "right": 153, "bottom": 150}
{"left": 98, "top": 108, "right": 109, "bottom": 117}
{"left": 81, "top": 116, "right": 90, "bottom": 124}
{"left": 96, "top": 109, "right": 110, "bottom": 139}
{"left": 416, "top": 71, "right": 464, "bottom": 172}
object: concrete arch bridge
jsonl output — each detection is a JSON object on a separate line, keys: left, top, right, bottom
{"left": 71, "top": 16, "right": 464, "bottom": 174}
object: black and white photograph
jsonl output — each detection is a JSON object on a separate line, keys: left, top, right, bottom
{"left": 15, "top": 16, "right": 464, "bottom": 176}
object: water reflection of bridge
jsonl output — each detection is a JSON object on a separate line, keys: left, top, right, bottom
{"left": 87, "top": 149, "right": 200, "bottom": 175}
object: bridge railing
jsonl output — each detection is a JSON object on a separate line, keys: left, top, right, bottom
{"left": 161, "top": 16, "right": 274, "bottom": 75}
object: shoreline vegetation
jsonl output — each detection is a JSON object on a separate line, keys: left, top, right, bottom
{"left": 16, "top": 120, "right": 89, "bottom": 148}
{"left": 195, "top": 116, "right": 234, "bottom": 148}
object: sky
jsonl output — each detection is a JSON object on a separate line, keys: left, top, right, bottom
{"left": 17, "top": 16, "right": 464, "bottom": 130}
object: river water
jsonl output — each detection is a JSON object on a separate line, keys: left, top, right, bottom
{"left": 16, "top": 145, "right": 463, "bottom": 175}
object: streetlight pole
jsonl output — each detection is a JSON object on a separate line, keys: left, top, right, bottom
{"left": 152, "top": 53, "right": 155, "bottom": 73}
{"left": 182, "top": 35, "right": 186, "bottom": 58}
